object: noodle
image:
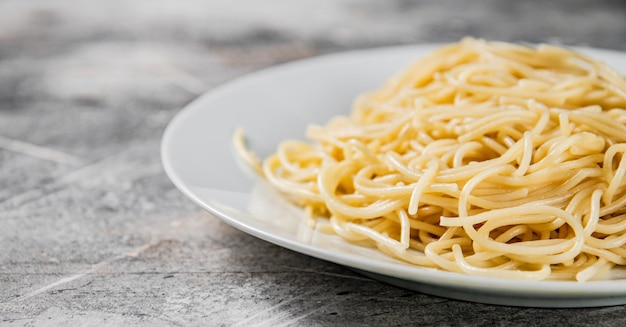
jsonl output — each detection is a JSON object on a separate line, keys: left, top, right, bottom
{"left": 235, "top": 38, "right": 626, "bottom": 281}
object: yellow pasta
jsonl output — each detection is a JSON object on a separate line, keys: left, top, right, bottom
{"left": 236, "top": 38, "right": 626, "bottom": 281}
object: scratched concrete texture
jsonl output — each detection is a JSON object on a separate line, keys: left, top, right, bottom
{"left": 1, "top": 0, "right": 626, "bottom": 326}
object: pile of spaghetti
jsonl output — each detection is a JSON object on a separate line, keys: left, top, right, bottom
{"left": 237, "top": 38, "right": 626, "bottom": 281}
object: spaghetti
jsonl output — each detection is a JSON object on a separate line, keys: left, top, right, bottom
{"left": 235, "top": 38, "right": 626, "bottom": 281}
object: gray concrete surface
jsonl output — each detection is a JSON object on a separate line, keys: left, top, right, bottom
{"left": 1, "top": 0, "right": 626, "bottom": 325}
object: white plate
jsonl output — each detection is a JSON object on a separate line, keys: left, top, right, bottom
{"left": 161, "top": 44, "right": 626, "bottom": 307}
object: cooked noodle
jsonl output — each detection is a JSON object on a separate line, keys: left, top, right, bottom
{"left": 235, "top": 38, "right": 626, "bottom": 281}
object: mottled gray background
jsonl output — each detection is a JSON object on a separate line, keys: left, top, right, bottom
{"left": 1, "top": 0, "right": 626, "bottom": 326}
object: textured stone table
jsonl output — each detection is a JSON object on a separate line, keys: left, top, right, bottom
{"left": 1, "top": 1, "right": 626, "bottom": 326}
